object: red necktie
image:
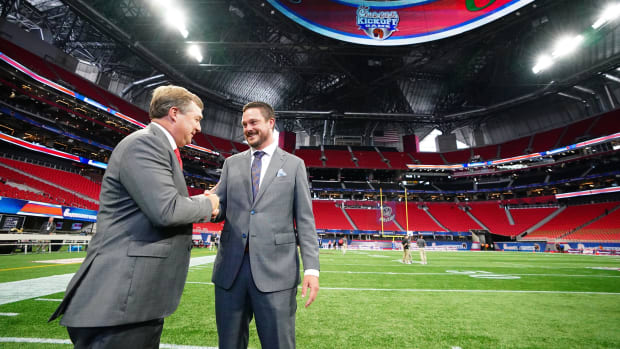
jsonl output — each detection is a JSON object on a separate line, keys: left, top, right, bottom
{"left": 174, "top": 148, "right": 183, "bottom": 170}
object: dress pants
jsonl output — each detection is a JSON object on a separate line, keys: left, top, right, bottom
{"left": 215, "top": 253, "right": 297, "bottom": 349}
{"left": 67, "top": 318, "right": 164, "bottom": 349}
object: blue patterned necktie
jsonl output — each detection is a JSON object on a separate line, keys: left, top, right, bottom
{"left": 251, "top": 151, "right": 265, "bottom": 201}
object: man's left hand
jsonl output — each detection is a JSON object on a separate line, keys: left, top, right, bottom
{"left": 301, "top": 275, "right": 319, "bottom": 308}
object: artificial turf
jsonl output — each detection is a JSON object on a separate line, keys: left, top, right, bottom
{"left": 1, "top": 249, "right": 619, "bottom": 348}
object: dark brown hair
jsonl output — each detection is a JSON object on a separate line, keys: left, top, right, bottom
{"left": 242, "top": 101, "right": 275, "bottom": 122}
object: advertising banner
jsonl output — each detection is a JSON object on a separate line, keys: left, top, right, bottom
{"left": 378, "top": 201, "right": 397, "bottom": 225}
{"left": 0, "top": 197, "right": 97, "bottom": 222}
{"left": 268, "top": 0, "right": 534, "bottom": 46}
{"left": 500, "top": 242, "right": 545, "bottom": 252}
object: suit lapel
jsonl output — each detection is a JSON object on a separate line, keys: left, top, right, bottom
{"left": 252, "top": 147, "right": 285, "bottom": 206}
{"left": 148, "top": 123, "right": 187, "bottom": 194}
{"left": 149, "top": 124, "right": 176, "bottom": 169}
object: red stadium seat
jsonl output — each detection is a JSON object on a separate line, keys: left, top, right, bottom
{"left": 312, "top": 201, "right": 354, "bottom": 230}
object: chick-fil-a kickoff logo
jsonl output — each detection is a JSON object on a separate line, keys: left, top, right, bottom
{"left": 268, "top": 0, "right": 534, "bottom": 46}
{"left": 356, "top": 6, "right": 400, "bottom": 41}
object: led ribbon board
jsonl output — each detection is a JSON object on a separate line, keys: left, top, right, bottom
{"left": 555, "top": 187, "right": 620, "bottom": 200}
{"left": 267, "top": 0, "right": 534, "bottom": 46}
{"left": 0, "top": 52, "right": 219, "bottom": 156}
{"left": 0, "top": 131, "right": 108, "bottom": 169}
{"left": 407, "top": 132, "right": 620, "bottom": 170}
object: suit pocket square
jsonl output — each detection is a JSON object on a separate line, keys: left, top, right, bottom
{"left": 277, "top": 169, "right": 287, "bottom": 177}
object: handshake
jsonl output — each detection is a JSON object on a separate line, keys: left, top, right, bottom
{"left": 204, "top": 187, "right": 220, "bottom": 220}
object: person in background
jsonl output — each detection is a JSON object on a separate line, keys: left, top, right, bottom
{"left": 401, "top": 236, "right": 411, "bottom": 264}
{"left": 36, "top": 217, "right": 56, "bottom": 252}
{"left": 49, "top": 85, "right": 219, "bottom": 349}
{"left": 211, "top": 101, "right": 319, "bottom": 349}
{"left": 39, "top": 217, "right": 56, "bottom": 235}
{"left": 417, "top": 236, "right": 427, "bottom": 265}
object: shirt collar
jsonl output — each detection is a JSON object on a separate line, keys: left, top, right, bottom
{"left": 251, "top": 139, "right": 277, "bottom": 157}
{"left": 151, "top": 121, "right": 177, "bottom": 150}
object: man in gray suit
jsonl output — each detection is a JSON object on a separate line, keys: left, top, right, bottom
{"left": 39, "top": 217, "right": 56, "bottom": 235}
{"left": 36, "top": 217, "right": 56, "bottom": 252}
{"left": 49, "top": 85, "right": 219, "bottom": 349}
{"left": 212, "top": 101, "right": 319, "bottom": 349}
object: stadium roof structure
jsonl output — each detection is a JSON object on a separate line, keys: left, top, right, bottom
{"left": 2, "top": 0, "right": 620, "bottom": 144}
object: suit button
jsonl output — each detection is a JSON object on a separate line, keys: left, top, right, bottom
{"left": 242, "top": 233, "right": 247, "bottom": 238}
{"left": 250, "top": 210, "right": 255, "bottom": 215}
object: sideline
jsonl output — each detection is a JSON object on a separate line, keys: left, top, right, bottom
{"left": 0, "top": 263, "right": 82, "bottom": 272}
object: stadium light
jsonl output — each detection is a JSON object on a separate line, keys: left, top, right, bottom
{"left": 152, "top": 0, "right": 190, "bottom": 38}
{"left": 187, "top": 45, "right": 203, "bottom": 63}
{"left": 551, "top": 35, "right": 583, "bottom": 58}
{"left": 532, "top": 54, "right": 554, "bottom": 74}
{"left": 533, "top": 35, "right": 583, "bottom": 74}
{"left": 532, "top": 4, "right": 620, "bottom": 74}
{"left": 166, "top": 8, "right": 189, "bottom": 38}
{"left": 151, "top": 0, "right": 173, "bottom": 8}
{"left": 592, "top": 3, "right": 620, "bottom": 29}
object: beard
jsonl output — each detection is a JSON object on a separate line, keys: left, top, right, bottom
{"left": 245, "top": 130, "right": 271, "bottom": 149}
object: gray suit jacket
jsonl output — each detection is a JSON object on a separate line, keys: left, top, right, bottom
{"left": 212, "top": 147, "right": 319, "bottom": 292}
{"left": 49, "top": 123, "right": 214, "bottom": 327}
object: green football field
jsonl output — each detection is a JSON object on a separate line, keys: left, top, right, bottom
{"left": 1, "top": 249, "right": 619, "bottom": 348}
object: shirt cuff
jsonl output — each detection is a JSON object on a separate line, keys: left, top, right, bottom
{"left": 304, "top": 269, "right": 319, "bottom": 277}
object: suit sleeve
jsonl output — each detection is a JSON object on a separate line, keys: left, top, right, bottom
{"left": 293, "top": 159, "right": 320, "bottom": 271}
{"left": 119, "top": 135, "right": 213, "bottom": 228}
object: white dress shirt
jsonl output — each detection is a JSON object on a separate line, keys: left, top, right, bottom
{"left": 249, "top": 139, "right": 278, "bottom": 187}
{"left": 151, "top": 121, "right": 177, "bottom": 151}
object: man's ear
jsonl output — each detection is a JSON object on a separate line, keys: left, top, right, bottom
{"left": 168, "top": 106, "right": 179, "bottom": 122}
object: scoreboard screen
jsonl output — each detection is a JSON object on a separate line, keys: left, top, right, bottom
{"left": 1, "top": 215, "right": 25, "bottom": 231}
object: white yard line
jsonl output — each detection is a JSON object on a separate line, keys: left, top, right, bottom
{"left": 0, "top": 337, "right": 71, "bottom": 344}
{"left": 318, "top": 287, "right": 620, "bottom": 295}
{"left": 0, "top": 274, "right": 74, "bottom": 306}
{"left": 189, "top": 256, "right": 216, "bottom": 267}
{"left": 0, "top": 313, "right": 19, "bottom": 316}
{"left": 0, "top": 337, "right": 219, "bottom": 348}
{"left": 0, "top": 256, "right": 216, "bottom": 306}
{"left": 320, "top": 270, "right": 620, "bottom": 278}
{"left": 160, "top": 344, "right": 218, "bottom": 349}
{"left": 187, "top": 281, "right": 620, "bottom": 295}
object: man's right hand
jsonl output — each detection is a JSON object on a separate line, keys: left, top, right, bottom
{"left": 206, "top": 193, "right": 219, "bottom": 213}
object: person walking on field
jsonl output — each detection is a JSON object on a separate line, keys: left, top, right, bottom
{"left": 417, "top": 236, "right": 427, "bottom": 265}
{"left": 401, "top": 236, "right": 411, "bottom": 264}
